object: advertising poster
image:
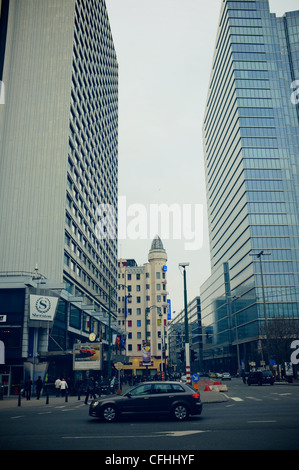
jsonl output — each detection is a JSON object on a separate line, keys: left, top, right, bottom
{"left": 73, "top": 342, "right": 101, "bottom": 370}
{"left": 142, "top": 340, "right": 151, "bottom": 366}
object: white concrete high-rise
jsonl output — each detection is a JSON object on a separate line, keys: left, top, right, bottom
{"left": 0, "top": 0, "right": 118, "bottom": 311}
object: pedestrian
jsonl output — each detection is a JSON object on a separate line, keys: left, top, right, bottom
{"left": 36, "top": 376, "right": 43, "bottom": 400}
{"left": 60, "top": 378, "right": 68, "bottom": 397}
{"left": 84, "top": 376, "right": 96, "bottom": 404}
{"left": 75, "top": 378, "right": 84, "bottom": 398}
{"left": 55, "top": 377, "right": 61, "bottom": 397}
{"left": 241, "top": 370, "right": 246, "bottom": 384}
{"left": 25, "top": 376, "right": 32, "bottom": 400}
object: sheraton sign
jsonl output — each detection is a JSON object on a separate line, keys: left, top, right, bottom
{"left": 29, "top": 295, "right": 58, "bottom": 322}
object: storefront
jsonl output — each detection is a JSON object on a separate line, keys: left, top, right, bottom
{"left": 0, "top": 274, "right": 128, "bottom": 396}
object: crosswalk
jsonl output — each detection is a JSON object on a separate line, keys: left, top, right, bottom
{"left": 227, "top": 391, "right": 298, "bottom": 403}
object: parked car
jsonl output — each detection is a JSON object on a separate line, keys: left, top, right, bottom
{"left": 89, "top": 381, "right": 203, "bottom": 422}
{"left": 247, "top": 371, "right": 275, "bottom": 386}
{"left": 222, "top": 372, "right": 231, "bottom": 380}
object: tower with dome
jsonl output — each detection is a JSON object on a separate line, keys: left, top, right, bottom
{"left": 117, "top": 236, "right": 169, "bottom": 379}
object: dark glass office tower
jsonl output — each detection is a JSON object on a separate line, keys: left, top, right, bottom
{"left": 0, "top": 0, "right": 118, "bottom": 311}
{"left": 201, "top": 0, "right": 299, "bottom": 372}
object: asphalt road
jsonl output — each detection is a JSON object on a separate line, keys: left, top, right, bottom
{"left": 0, "top": 379, "right": 298, "bottom": 453}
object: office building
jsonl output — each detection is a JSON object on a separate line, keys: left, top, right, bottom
{"left": 201, "top": 0, "right": 299, "bottom": 373}
{"left": 117, "top": 237, "right": 170, "bottom": 378}
{"left": 0, "top": 0, "right": 118, "bottom": 392}
{"left": 0, "top": 0, "right": 118, "bottom": 308}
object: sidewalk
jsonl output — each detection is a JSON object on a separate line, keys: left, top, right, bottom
{"left": 0, "top": 393, "right": 87, "bottom": 410}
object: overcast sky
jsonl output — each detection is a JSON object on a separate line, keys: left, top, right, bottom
{"left": 105, "top": 0, "right": 299, "bottom": 317}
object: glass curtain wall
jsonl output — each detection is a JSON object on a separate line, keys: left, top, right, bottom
{"left": 201, "top": 0, "right": 299, "bottom": 372}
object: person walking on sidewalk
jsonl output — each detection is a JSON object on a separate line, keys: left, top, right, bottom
{"left": 25, "top": 376, "right": 32, "bottom": 400}
{"left": 60, "top": 378, "right": 68, "bottom": 397}
{"left": 55, "top": 378, "right": 61, "bottom": 397}
{"left": 84, "top": 376, "right": 96, "bottom": 404}
{"left": 36, "top": 376, "right": 43, "bottom": 399}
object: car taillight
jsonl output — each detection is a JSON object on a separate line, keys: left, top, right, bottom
{"left": 192, "top": 393, "right": 200, "bottom": 399}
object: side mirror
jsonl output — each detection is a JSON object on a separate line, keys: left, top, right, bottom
{"left": 126, "top": 392, "right": 132, "bottom": 398}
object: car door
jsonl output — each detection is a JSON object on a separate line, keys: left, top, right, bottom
{"left": 149, "top": 383, "right": 176, "bottom": 412}
{"left": 121, "top": 383, "right": 153, "bottom": 413}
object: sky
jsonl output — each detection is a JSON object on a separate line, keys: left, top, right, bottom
{"left": 105, "top": 0, "right": 299, "bottom": 317}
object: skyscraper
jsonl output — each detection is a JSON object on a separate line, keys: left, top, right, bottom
{"left": 201, "top": 0, "right": 299, "bottom": 372}
{"left": 0, "top": 0, "right": 118, "bottom": 311}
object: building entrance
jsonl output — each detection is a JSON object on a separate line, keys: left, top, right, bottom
{"left": 0, "top": 373, "right": 10, "bottom": 396}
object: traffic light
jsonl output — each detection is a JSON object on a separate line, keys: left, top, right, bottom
{"left": 191, "top": 350, "right": 197, "bottom": 362}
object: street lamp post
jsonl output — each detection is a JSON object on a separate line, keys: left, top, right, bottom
{"left": 231, "top": 296, "right": 241, "bottom": 373}
{"left": 107, "top": 287, "right": 112, "bottom": 393}
{"left": 179, "top": 262, "right": 191, "bottom": 384}
{"left": 250, "top": 250, "right": 271, "bottom": 364}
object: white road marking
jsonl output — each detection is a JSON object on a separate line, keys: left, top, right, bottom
{"left": 62, "top": 430, "right": 209, "bottom": 439}
{"left": 248, "top": 420, "right": 277, "bottom": 423}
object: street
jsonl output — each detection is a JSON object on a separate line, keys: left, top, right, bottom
{"left": 0, "top": 379, "right": 298, "bottom": 452}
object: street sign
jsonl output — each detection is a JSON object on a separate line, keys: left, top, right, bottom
{"left": 115, "top": 362, "right": 123, "bottom": 371}
{"left": 192, "top": 373, "right": 200, "bottom": 382}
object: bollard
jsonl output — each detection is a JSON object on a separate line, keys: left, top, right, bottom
{"left": 65, "top": 391, "right": 68, "bottom": 402}
{"left": 18, "top": 392, "right": 21, "bottom": 407}
{"left": 46, "top": 393, "right": 49, "bottom": 405}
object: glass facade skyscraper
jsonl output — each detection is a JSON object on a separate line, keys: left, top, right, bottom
{"left": 201, "top": 0, "right": 299, "bottom": 372}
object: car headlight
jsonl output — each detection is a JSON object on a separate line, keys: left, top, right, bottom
{"left": 91, "top": 401, "right": 100, "bottom": 407}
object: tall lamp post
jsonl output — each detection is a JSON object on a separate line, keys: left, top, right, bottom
{"left": 179, "top": 262, "right": 191, "bottom": 384}
{"left": 107, "top": 287, "right": 112, "bottom": 393}
{"left": 250, "top": 250, "right": 271, "bottom": 364}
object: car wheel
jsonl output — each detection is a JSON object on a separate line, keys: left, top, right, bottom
{"left": 172, "top": 404, "right": 189, "bottom": 421}
{"left": 102, "top": 404, "right": 118, "bottom": 422}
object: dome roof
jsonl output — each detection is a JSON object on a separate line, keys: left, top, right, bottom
{"left": 150, "top": 235, "right": 164, "bottom": 251}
